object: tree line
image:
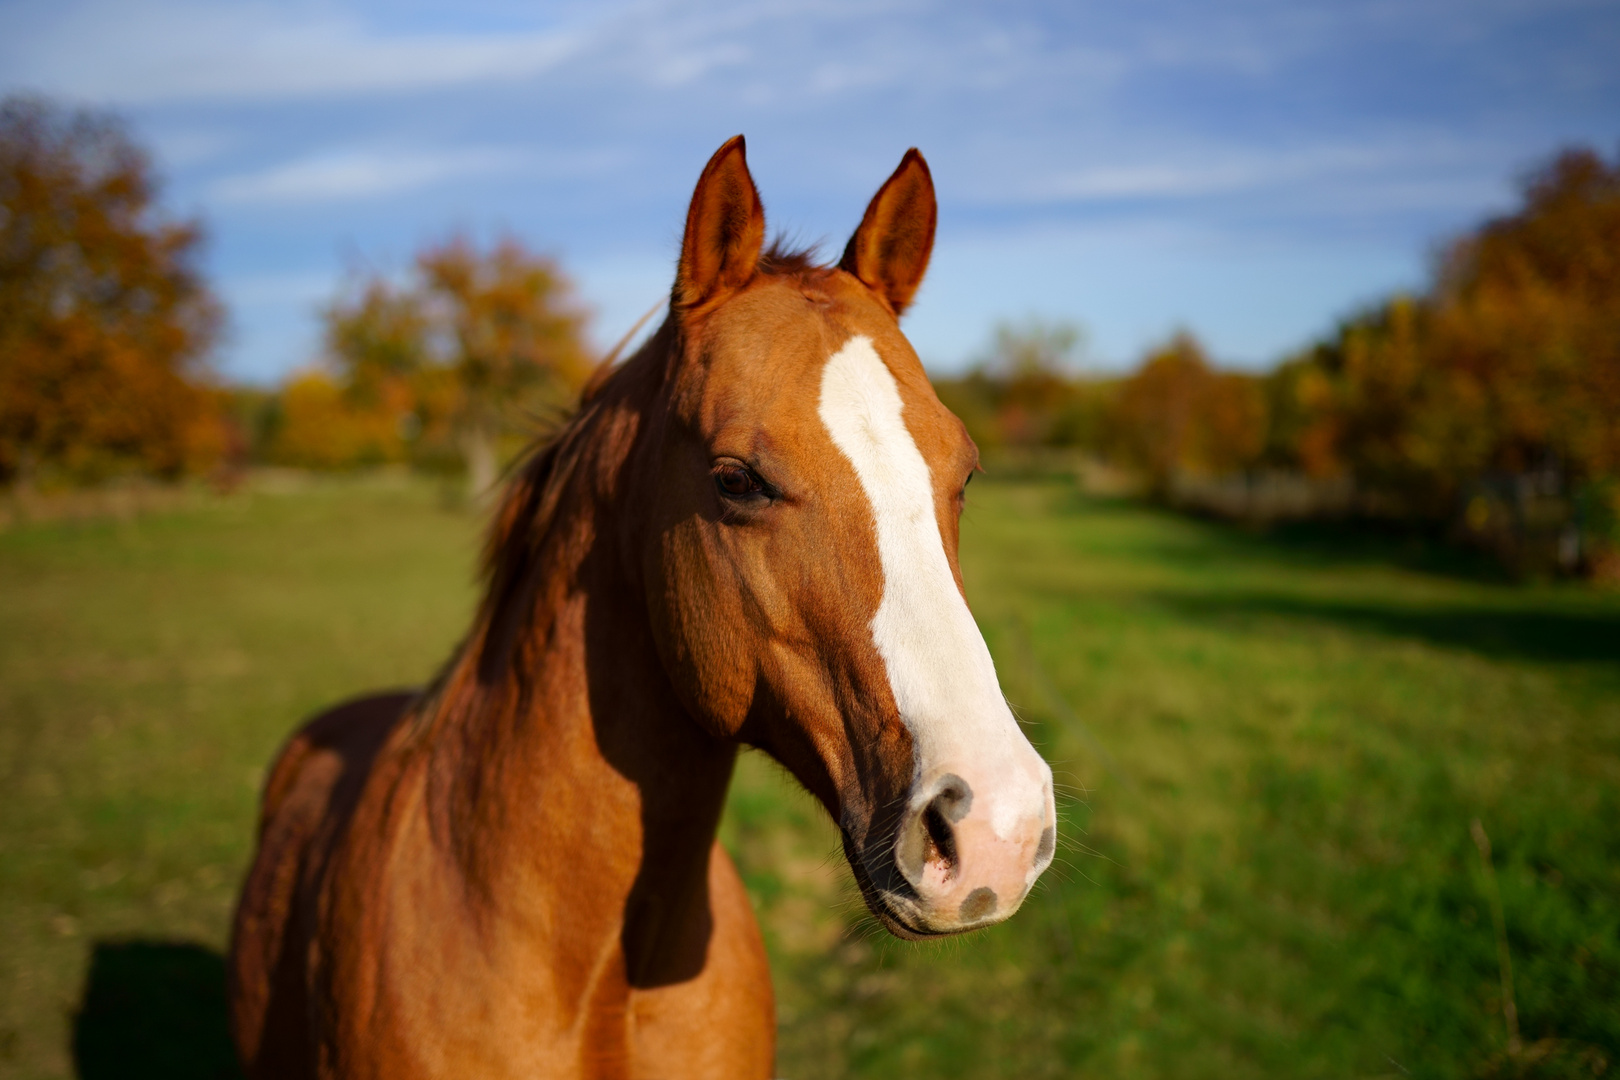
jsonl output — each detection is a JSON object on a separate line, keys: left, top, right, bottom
{"left": 3, "top": 94, "right": 1616, "bottom": 572}
{"left": 935, "top": 147, "right": 1620, "bottom": 575}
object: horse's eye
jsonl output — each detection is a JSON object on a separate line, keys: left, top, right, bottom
{"left": 715, "top": 464, "right": 762, "bottom": 499}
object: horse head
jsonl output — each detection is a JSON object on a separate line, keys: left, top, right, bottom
{"left": 631, "top": 137, "right": 1055, "bottom": 938}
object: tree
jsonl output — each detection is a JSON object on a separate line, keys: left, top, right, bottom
{"left": 981, "top": 316, "right": 1084, "bottom": 379}
{"left": 0, "top": 95, "right": 223, "bottom": 486}
{"left": 1432, "top": 147, "right": 1620, "bottom": 483}
{"left": 322, "top": 235, "right": 590, "bottom": 496}
{"left": 932, "top": 317, "right": 1096, "bottom": 449}
{"left": 1110, "top": 332, "right": 1266, "bottom": 494}
{"left": 1281, "top": 296, "right": 1487, "bottom": 509}
{"left": 1277, "top": 146, "right": 1620, "bottom": 524}
{"left": 269, "top": 369, "right": 413, "bottom": 469}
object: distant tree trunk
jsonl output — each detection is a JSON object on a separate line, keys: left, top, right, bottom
{"left": 461, "top": 420, "right": 497, "bottom": 504}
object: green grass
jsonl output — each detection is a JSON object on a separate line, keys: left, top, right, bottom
{"left": 2, "top": 473, "right": 1617, "bottom": 1078}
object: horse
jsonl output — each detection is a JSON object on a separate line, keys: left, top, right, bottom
{"left": 228, "top": 135, "right": 1057, "bottom": 1079}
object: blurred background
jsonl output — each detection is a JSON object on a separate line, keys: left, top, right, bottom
{"left": 2, "top": 1, "right": 1618, "bottom": 1077}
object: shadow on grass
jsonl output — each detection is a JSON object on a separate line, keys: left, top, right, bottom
{"left": 1232, "top": 516, "right": 1514, "bottom": 581}
{"left": 73, "top": 940, "right": 241, "bottom": 1080}
{"left": 1158, "top": 591, "right": 1620, "bottom": 664}
{"left": 1050, "top": 486, "right": 1515, "bottom": 583}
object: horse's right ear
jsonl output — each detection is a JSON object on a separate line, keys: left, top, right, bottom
{"left": 839, "top": 148, "right": 936, "bottom": 317}
{"left": 673, "top": 135, "right": 765, "bottom": 314}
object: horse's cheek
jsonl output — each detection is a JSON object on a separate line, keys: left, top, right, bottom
{"left": 652, "top": 522, "right": 756, "bottom": 737}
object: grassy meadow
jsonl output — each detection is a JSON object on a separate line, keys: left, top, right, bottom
{"left": 1, "top": 470, "right": 1617, "bottom": 1079}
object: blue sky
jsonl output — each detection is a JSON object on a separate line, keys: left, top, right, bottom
{"left": 3, "top": 0, "right": 1617, "bottom": 380}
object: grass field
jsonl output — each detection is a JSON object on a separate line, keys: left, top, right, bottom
{"left": 1, "top": 471, "right": 1617, "bottom": 1079}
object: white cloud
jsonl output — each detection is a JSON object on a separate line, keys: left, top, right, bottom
{"left": 1028, "top": 163, "right": 1267, "bottom": 201}
{"left": 144, "top": 127, "right": 241, "bottom": 169}
{"left": 208, "top": 144, "right": 629, "bottom": 205}
{"left": 210, "top": 147, "right": 526, "bottom": 204}
{"left": 1001, "top": 139, "right": 1502, "bottom": 208}
{"left": 0, "top": 0, "right": 581, "bottom": 104}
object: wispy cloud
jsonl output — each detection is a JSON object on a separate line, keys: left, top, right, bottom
{"left": 210, "top": 147, "right": 525, "bottom": 204}
{"left": 208, "top": 144, "right": 630, "bottom": 205}
{"left": 4, "top": 0, "right": 1612, "bottom": 379}
{"left": 996, "top": 139, "right": 1508, "bottom": 210}
{"left": 0, "top": 0, "right": 581, "bottom": 104}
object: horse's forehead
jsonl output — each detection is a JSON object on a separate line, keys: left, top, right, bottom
{"left": 697, "top": 287, "right": 954, "bottom": 463}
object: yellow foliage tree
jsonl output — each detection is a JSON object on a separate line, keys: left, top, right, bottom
{"left": 270, "top": 370, "right": 412, "bottom": 469}
{"left": 1111, "top": 333, "right": 1267, "bottom": 494}
{"left": 319, "top": 235, "right": 591, "bottom": 495}
{"left": 1279, "top": 146, "right": 1620, "bottom": 528}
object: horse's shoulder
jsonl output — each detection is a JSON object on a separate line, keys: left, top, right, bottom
{"left": 257, "top": 690, "right": 416, "bottom": 836}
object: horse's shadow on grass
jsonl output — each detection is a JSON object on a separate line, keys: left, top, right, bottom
{"left": 73, "top": 940, "right": 241, "bottom": 1080}
{"left": 1156, "top": 592, "right": 1620, "bottom": 665}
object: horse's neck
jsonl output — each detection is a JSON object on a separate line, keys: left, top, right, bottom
{"left": 420, "top": 375, "right": 736, "bottom": 986}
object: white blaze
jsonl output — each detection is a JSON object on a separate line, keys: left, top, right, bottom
{"left": 817, "top": 334, "right": 1032, "bottom": 841}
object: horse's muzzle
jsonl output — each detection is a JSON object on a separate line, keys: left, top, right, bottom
{"left": 858, "top": 759, "right": 1056, "bottom": 937}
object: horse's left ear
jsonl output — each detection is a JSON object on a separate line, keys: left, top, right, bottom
{"left": 839, "top": 149, "right": 937, "bottom": 317}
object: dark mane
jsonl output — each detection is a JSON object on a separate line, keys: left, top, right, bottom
{"left": 757, "top": 236, "right": 829, "bottom": 279}
{"left": 439, "top": 235, "right": 828, "bottom": 706}
{"left": 408, "top": 324, "right": 671, "bottom": 728}
{"left": 475, "top": 383, "right": 626, "bottom": 674}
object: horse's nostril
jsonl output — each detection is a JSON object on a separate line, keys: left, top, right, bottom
{"left": 895, "top": 776, "right": 975, "bottom": 887}
{"left": 933, "top": 774, "right": 973, "bottom": 822}
{"left": 922, "top": 800, "right": 958, "bottom": 870}
{"left": 1035, "top": 825, "right": 1056, "bottom": 868}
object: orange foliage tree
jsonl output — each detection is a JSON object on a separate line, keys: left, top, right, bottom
{"left": 1111, "top": 333, "right": 1267, "bottom": 494}
{"left": 312, "top": 235, "right": 591, "bottom": 495}
{"left": 1276, "top": 146, "right": 1620, "bottom": 551}
{"left": 1273, "top": 296, "right": 1487, "bottom": 503}
{"left": 1433, "top": 148, "right": 1620, "bottom": 484}
{"left": 0, "top": 95, "right": 223, "bottom": 486}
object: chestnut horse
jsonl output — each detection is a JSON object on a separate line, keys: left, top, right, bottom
{"left": 229, "top": 136, "right": 1056, "bottom": 1079}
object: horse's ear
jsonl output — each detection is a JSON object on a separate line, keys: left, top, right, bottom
{"left": 839, "top": 149, "right": 937, "bottom": 317}
{"left": 674, "top": 135, "right": 765, "bottom": 313}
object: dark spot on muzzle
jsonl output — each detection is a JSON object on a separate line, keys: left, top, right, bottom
{"left": 1035, "top": 825, "right": 1056, "bottom": 868}
{"left": 959, "top": 887, "right": 997, "bottom": 922}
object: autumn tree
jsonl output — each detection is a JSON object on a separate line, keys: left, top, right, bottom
{"left": 1110, "top": 332, "right": 1266, "bottom": 495}
{"left": 1278, "top": 146, "right": 1620, "bottom": 528}
{"left": 0, "top": 95, "right": 223, "bottom": 486}
{"left": 1276, "top": 296, "right": 1483, "bottom": 507}
{"left": 269, "top": 369, "right": 415, "bottom": 469}
{"left": 933, "top": 318, "right": 1101, "bottom": 450}
{"left": 985, "top": 317, "right": 1084, "bottom": 379}
{"left": 1432, "top": 147, "right": 1620, "bottom": 485}
{"left": 320, "top": 235, "right": 590, "bottom": 496}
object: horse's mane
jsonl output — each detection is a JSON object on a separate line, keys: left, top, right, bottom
{"left": 473, "top": 337, "right": 661, "bottom": 683}
{"left": 414, "top": 239, "right": 833, "bottom": 731}
{"left": 407, "top": 329, "right": 663, "bottom": 738}
{"left": 481, "top": 234, "right": 828, "bottom": 605}
{"left": 758, "top": 237, "right": 827, "bottom": 279}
